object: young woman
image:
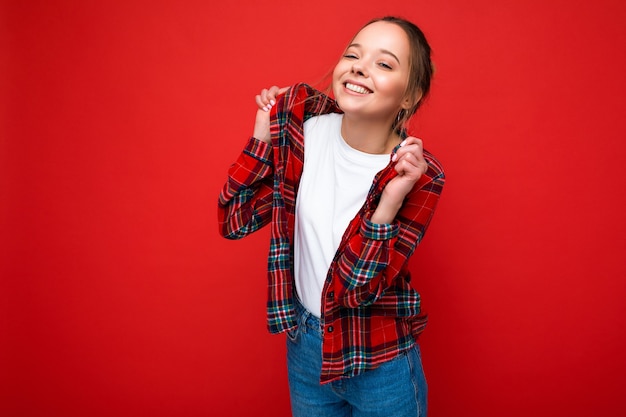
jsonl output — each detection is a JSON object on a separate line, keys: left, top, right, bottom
{"left": 218, "top": 16, "right": 445, "bottom": 417}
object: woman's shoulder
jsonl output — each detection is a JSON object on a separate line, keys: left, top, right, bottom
{"left": 423, "top": 149, "right": 445, "bottom": 179}
{"left": 280, "top": 82, "right": 322, "bottom": 102}
{"left": 288, "top": 82, "right": 322, "bottom": 96}
{"left": 278, "top": 83, "right": 341, "bottom": 119}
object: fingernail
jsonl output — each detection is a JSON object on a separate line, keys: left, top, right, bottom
{"left": 392, "top": 153, "right": 398, "bottom": 162}
{"left": 270, "top": 100, "right": 275, "bottom": 106}
{"left": 400, "top": 140, "right": 407, "bottom": 147}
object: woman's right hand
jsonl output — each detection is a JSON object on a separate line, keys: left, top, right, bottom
{"left": 253, "top": 86, "right": 288, "bottom": 144}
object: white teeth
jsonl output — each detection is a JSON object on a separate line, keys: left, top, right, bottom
{"left": 345, "top": 82, "right": 371, "bottom": 94}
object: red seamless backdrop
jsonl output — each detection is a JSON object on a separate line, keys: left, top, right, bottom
{"left": 2, "top": 1, "right": 625, "bottom": 416}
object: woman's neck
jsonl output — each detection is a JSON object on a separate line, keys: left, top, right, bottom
{"left": 340, "top": 114, "right": 401, "bottom": 155}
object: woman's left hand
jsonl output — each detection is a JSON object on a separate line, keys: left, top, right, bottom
{"left": 371, "top": 136, "right": 428, "bottom": 224}
{"left": 388, "top": 136, "right": 428, "bottom": 198}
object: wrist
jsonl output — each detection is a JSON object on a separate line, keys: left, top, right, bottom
{"left": 370, "top": 194, "right": 402, "bottom": 224}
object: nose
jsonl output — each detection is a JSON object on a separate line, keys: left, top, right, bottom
{"left": 351, "top": 61, "right": 367, "bottom": 77}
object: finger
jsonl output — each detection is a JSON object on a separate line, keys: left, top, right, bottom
{"left": 256, "top": 97, "right": 273, "bottom": 112}
{"left": 261, "top": 87, "right": 280, "bottom": 112}
{"left": 406, "top": 141, "right": 428, "bottom": 174}
{"left": 397, "top": 147, "right": 429, "bottom": 173}
{"left": 394, "top": 158, "right": 416, "bottom": 177}
{"left": 267, "top": 85, "right": 289, "bottom": 103}
{"left": 401, "top": 151, "right": 428, "bottom": 175}
{"left": 401, "top": 153, "right": 429, "bottom": 176}
{"left": 266, "top": 86, "right": 285, "bottom": 109}
{"left": 258, "top": 89, "right": 274, "bottom": 112}
{"left": 256, "top": 89, "right": 269, "bottom": 104}
{"left": 396, "top": 136, "right": 424, "bottom": 160}
{"left": 260, "top": 86, "right": 276, "bottom": 107}
{"left": 260, "top": 88, "right": 271, "bottom": 104}
{"left": 395, "top": 159, "right": 427, "bottom": 181}
{"left": 401, "top": 136, "right": 423, "bottom": 148}
{"left": 267, "top": 85, "right": 281, "bottom": 99}
{"left": 258, "top": 86, "right": 289, "bottom": 112}
{"left": 394, "top": 144, "right": 421, "bottom": 162}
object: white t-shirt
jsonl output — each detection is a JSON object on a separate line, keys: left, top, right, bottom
{"left": 294, "top": 113, "right": 390, "bottom": 317}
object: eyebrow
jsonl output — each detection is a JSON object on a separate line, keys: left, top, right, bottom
{"left": 348, "top": 43, "right": 401, "bottom": 64}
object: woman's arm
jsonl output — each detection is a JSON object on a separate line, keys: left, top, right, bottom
{"left": 216, "top": 86, "right": 290, "bottom": 239}
{"left": 332, "top": 154, "right": 445, "bottom": 307}
{"left": 217, "top": 137, "right": 274, "bottom": 239}
{"left": 371, "top": 136, "right": 429, "bottom": 224}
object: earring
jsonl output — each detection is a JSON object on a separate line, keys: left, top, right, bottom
{"left": 395, "top": 109, "right": 406, "bottom": 129}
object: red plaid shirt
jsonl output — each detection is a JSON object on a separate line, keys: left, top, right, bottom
{"left": 218, "top": 83, "right": 445, "bottom": 383}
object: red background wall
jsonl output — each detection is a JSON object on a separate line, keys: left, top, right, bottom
{"left": 2, "top": 1, "right": 625, "bottom": 416}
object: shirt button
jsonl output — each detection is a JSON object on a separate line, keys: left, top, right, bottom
{"left": 327, "top": 326, "right": 334, "bottom": 333}
{"left": 329, "top": 291, "right": 334, "bottom": 299}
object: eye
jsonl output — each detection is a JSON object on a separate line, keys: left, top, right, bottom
{"left": 378, "top": 62, "right": 393, "bottom": 69}
{"left": 344, "top": 53, "right": 358, "bottom": 59}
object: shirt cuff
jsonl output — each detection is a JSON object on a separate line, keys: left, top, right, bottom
{"left": 361, "top": 217, "right": 399, "bottom": 240}
{"left": 243, "top": 136, "right": 272, "bottom": 164}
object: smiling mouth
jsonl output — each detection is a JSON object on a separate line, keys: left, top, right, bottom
{"left": 345, "top": 82, "right": 372, "bottom": 94}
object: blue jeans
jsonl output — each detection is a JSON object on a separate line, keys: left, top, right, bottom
{"left": 286, "top": 300, "right": 428, "bottom": 417}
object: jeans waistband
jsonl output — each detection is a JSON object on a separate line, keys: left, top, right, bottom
{"left": 294, "top": 298, "right": 322, "bottom": 335}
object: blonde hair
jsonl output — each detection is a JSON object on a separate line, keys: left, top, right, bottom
{"left": 305, "top": 16, "right": 434, "bottom": 134}
{"left": 355, "top": 16, "right": 434, "bottom": 133}
{"left": 305, "top": 16, "right": 435, "bottom": 134}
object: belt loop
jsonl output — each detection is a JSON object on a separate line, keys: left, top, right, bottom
{"left": 295, "top": 297, "right": 308, "bottom": 334}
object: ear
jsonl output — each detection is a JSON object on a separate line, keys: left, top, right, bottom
{"left": 401, "top": 90, "right": 423, "bottom": 110}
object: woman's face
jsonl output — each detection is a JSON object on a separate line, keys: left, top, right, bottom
{"left": 332, "top": 21, "right": 411, "bottom": 124}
